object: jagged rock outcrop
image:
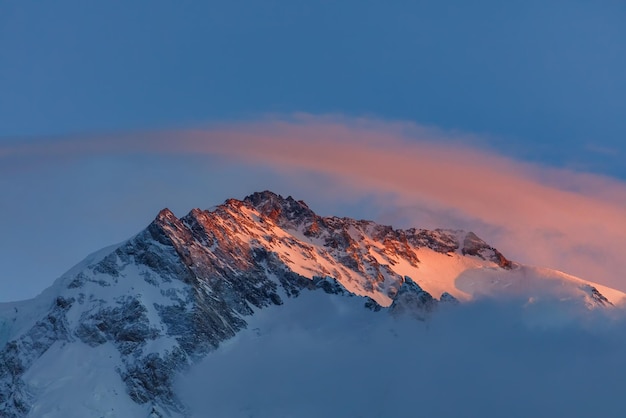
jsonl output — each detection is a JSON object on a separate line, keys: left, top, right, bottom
{"left": 389, "top": 277, "right": 438, "bottom": 320}
{"left": 462, "top": 232, "right": 512, "bottom": 269}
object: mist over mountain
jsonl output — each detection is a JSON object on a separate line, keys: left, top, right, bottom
{"left": 1, "top": 191, "right": 624, "bottom": 418}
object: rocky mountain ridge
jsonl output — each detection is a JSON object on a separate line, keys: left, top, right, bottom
{"left": 0, "top": 191, "right": 621, "bottom": 417}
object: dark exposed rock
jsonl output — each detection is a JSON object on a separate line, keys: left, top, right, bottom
{"left": 462, "top": 232, "right": 512, "bottom": 269}
{"left": 91, "top": 252, "right": 121, "bottom": 277}
{"left": 582, "top": 284, "right": 612, "bottom": 307}
{"left": 76, "top": 297, "right": 160, "bottom": 354}
{"left": 389, "top": 277, "right": 438, "bottom": 320}
{"left": 440, "top": 292, "right": 460, "bottom": 305}
{"left": 122, "top": 349, "right": 188, "bottom": 415}
{"left": 66, "top": 273, "right": 86, "bottom": 289}
{"left": 244, "top": 191, "right": 316, "bottom": 227}
{"left": 364, "top": 297, "right": 382, "bottom": 312}
{"left": 312, "top": 276, "right": 350, "bottom": 296}
{"left": 406, "top": 228, "right": 460, "bottom": 254}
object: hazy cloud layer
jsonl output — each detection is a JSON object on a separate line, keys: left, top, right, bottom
{"left": 177, "top": 291, "right": 626, "bottom": 418}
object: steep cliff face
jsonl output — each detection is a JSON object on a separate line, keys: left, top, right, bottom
{"left": 0, "top": 191, "right": 621, "bottom": 417}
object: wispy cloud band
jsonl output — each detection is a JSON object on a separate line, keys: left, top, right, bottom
{"left": 3, "top": 115, "right": 626, "bottom": 290}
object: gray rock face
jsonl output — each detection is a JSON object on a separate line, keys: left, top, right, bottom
{"left": 581, "top": 284, "right": 612, "bottom": 307}
{"left": 462, "top": 232, "right": 512, "bottom": 269}
{"left": 440, "top": 292, "right": 460, "bottom": 305}
{"left": 0, "top": 191, "right": 518, "bottom": 417}
{"left": 389, "top": 277, "right": 438, "bottom": 320}
{"left": 76, "top": 297, "right": 160, "bottom": 353}
{"left": 312, "top": 276, "right": 351, "bottom": 296}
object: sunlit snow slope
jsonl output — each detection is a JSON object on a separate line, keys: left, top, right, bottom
{"left": 169, "top": 191, "right": 624, "bottom": 307}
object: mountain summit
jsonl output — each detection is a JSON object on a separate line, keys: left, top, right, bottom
{"left": 0, "top": 191, "right": 623, "bottom": 417}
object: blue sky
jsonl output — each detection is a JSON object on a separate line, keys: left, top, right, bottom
{"left": 1, "top": 1, "right": 625, "bottom": 301}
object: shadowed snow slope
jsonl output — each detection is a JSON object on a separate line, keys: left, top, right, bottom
{"left": 0, "top": 191, "right": 624, "bottom": 417}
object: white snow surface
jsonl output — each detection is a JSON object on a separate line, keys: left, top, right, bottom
{"left": 0, "top": 234, "right": 196, "bottom": 417}
{"left": 23, "top": 341, "right": 144, "bottom": 418}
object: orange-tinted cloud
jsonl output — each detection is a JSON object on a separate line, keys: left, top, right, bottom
{"left": 174, "top": 116, "right": 626, "bottom": 290}
{"left": 3, "top": 115, "right": 626, "bottom": 291}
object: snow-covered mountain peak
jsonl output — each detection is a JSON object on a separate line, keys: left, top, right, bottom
{"left": 155, "top": 207, "right": 177, "bottom": 223}
{"left": 1, "top": 191, "right": 624, "bottom": 417}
